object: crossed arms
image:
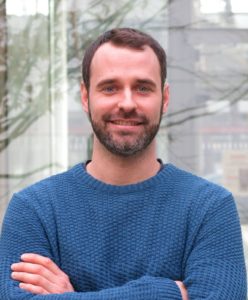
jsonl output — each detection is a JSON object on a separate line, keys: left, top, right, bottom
{"left": 0, "top": 192, "right": 247, "bottom": 299}
{"left": 11, "top": 253, "right": 188, "bottom": 299}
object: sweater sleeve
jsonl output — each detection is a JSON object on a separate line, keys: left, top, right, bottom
{"left": 183, "top": 193, "right": 247, "bottom": 299}
{"left": 0, "top": 194, "right": 182, "bottom": 300}
{"left": 1, "top": 192, "right": 246, "bottom": 299}
{"left": 1, "top": 271, "right": 182, "bottom": 299}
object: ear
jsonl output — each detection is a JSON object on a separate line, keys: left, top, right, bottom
{"left": 162, "top": 83, "right": 169, "bottom": 113}
{"left": 80, "top": 82, "right": 89, "bottom": 113}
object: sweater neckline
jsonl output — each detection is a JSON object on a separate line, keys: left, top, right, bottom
{"left": 71, "top": 162, "right": 176, "bottom": 194}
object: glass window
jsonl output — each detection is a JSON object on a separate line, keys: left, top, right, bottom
{"left": 200, "top": 0, "right": 226, "bottom": 14}
{"left": 194, "top": 0, "right": 248, "bottom": 28}
{"left": 0, "top": 0, "right": 247, "bottom": 287}
{"left": 231, "top": 0, "right": 248, "bottom": 14}
{"left": 6, "top": 0, "right": 49, "bottom": 16}
{"left": 0, "top": 0, "right": 169, "bottom": 218}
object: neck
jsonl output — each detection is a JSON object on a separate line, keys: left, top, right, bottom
{"left": 86, "top": 138, "right": 161, "bottom": 185}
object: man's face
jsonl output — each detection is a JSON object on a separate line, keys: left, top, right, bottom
{"left": 81, "top": 43, "right": 169, "bottom": 157}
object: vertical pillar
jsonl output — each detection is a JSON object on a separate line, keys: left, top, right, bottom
{"left": 167, "top": 0, "right": 199, "bottom": 171}
{"left": 0, "top": 0, "right": 9, "bottom": 224}
{"left": 49, "top": 0, "right": 68, "bottom": 173}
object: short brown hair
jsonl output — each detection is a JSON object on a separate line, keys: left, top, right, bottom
{"left": 82, "top": 28, "right": 167, "bottom": 91}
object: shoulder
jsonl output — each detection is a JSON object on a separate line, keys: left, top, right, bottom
{"left": 161, "top": 163, "right": 233, "bottom": 209}
{"left": 9, "top": 163, "right": 85, "bottom": 210}
{"left": 163, "top": 165, "right": 240, "bottom": 239}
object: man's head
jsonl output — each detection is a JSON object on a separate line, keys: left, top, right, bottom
{"left": 81, "top": 28, "right": 169, "bottom": 157}
{"left": 82, "top": 28, "right": 167, "bottom": 91}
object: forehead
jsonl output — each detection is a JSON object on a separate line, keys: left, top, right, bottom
{"left": 90, "top": 42, "right": 161, "bottom": 84}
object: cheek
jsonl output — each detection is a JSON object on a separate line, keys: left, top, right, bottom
{"left": 145, "top": 104, "right": 163, "bottom": 120}
{"left": 88, "top": 104, "right": 108, "bottom": 122}
{"left": 88, "top": 94, "right": 116, "bottom": 111}
{"left": 89, "top": 99, "right": 120, "bottom": 120}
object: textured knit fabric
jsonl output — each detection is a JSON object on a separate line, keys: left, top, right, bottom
{"left": 0, "top": 163, "right": 247, "bottom": 299}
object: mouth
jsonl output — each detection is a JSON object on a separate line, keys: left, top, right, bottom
{"left": 110, "top": 120, "right": 142, "bottom": 126}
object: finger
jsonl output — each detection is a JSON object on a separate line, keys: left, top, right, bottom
{"left": 12, "top": 271, "right": 73, "bottom": 294}
{"left": 12, "top": 254, "right": 75, "bottom": 294}
{"left": 11, "top": 272, "right": 53, "bottom": 293}
{"left": 11, "top": 262, "right": 55, "bottom": 284}
{"left": 19, "top": 282, "right": 49, "bottom": 295}
{"left": 20, "top": 254, "right": 63, "bottom": 276}
{"left": 175, "top": 281, "right": 188, "bottom": 300}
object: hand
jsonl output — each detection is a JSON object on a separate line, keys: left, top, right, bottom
{"left": 11, "top": 253, "right": 74, "bottom": 295}
{"left": 175, "top": 281, "right": 188, "bottom": 300}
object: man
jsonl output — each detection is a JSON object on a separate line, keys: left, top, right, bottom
{"left": 0, "top": 28, "right": 246, "bottom": 299}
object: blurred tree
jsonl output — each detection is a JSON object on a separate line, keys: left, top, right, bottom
{"left": 0, "top": 0, "right": 8, "bottom": 151}
{"left": 0, "top": 0, "right": 247, "bottom": 167}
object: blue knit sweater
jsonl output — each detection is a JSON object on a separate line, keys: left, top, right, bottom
{"left": 0, "top": 163, "right": 247, "bottom": 299}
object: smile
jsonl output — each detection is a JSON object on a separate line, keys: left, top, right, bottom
{"left": 110, "top": 120, "right": 141, "bottom": 126}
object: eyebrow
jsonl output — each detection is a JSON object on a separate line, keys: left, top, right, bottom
{"left": 135, "top": 79, "right": 157, "bottom": 88}
{"left": 96, "top": 78, "right": 157, "bottom": 89}
{"left": 96, "top": 79, "right": 117, "bottom": 90}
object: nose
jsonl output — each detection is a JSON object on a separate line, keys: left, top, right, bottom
{"left": 117, "top": 89, "right": 137, "bottom": 112}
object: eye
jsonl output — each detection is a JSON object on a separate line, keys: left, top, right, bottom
{"left": 102, "top": 86, "right": 118, "bottom": 94}
{"left": 136, "top": 85, "right": 152, "bottom": 94}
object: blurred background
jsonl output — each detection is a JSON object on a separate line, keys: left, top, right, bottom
{"left": 0, "top": 0, "right": 247, "bottom": 292}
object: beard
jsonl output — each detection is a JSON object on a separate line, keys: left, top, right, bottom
{"left": 88, "top": 104, "right": 163, "bottom": 157}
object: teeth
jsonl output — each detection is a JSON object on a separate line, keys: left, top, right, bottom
{"left": 113, "top": 121, "right": 138, "bottom": 126}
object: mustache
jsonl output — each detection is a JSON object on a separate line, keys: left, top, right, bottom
{"left": 103, "top": 112, "right": 149, "bottom": 123}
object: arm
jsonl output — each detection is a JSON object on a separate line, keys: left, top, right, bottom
{"left": 11, "top": 253, "right": 188, "bottom": 299}
{"left": 183, "top": 193, "right": 247, "bottom": 299}
{"left": 0, "top": 194, "right": 184, "bottom": 300}
{"left": 3, "top": 260, "right": 184, "bottom": 300}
